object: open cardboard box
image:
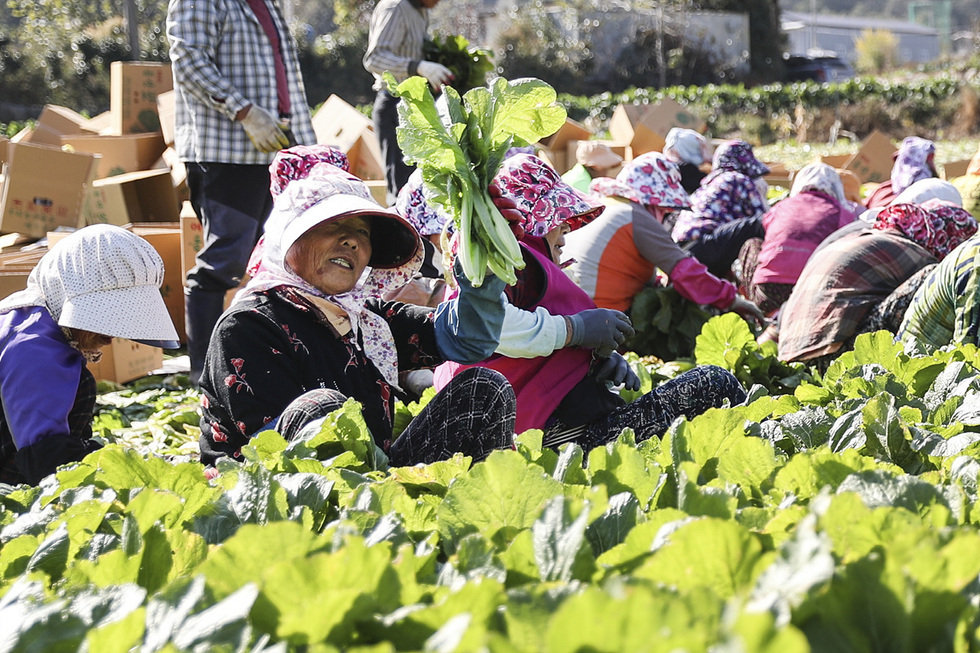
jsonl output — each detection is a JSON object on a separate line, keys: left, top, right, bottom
{"left": 311, "top": 95, "right": 385, "bottom": 182}
{"left": 62, "top": 132, "right": 167, "bottom": 178}
{"left": 110, "top": 61, "right": 173, "bottom": 135}
{"left": 844, "top": 130, "right": 896, "bottom": 184}
{"left": 157, "top": 90, "right": 176, "bottom": 147}
{"left": 0, "top": 142, "right": 98, "bottom": 238}
{"left": 87, "top": 338, "right": 164, "bottom": 384}
{"left": 609, "top": 98, "right": 706, "bottom": 156}
{"left": 21, "top": 105, "right": 97, "bottom": 147}
{"left": 943, "top": 159, "right": 972, "bottom": 180}
{"left": 82, "top": 169, "right": 180, "bottom": 227}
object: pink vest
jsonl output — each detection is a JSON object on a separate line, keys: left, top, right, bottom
{"left": 436, "top": 239, "right": 595, "bottom": 433}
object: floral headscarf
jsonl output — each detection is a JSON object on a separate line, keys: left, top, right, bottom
{"left": 872, "top": 201, "right": 977, "bottom": 260}
{"left": 244, "top": 153, "right": 422, "bottom": 389}
{"left": 891, "top": 137, "right": 937, "bottom": 197}
{"left": 490, "top": 153, "right": 604, "bottom": 237}
{"left": 268, "top": 144, "right": 350, "bottom": 197}
{"left": 589, "top": 152, "right": 692, "bottom": 212}
{"left": 711, "top": 139, "right": 770, "bottom": 178}
{"left": 790, "top": 162, "right": 845, "bottom": 204}
{"left": 396, "top": 169, "right": 451, "bottom": 237}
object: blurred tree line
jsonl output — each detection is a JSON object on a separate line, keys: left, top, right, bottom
{"left": 0, "top": 0, "right": 784, "bottom": 121}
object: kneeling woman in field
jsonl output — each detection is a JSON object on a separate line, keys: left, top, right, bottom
{"left": 0, "top": 225, "right": 180, "bottom": 485}
{"left": 197, "top": 148, "right": 516, "bottom": 468}
{"left": 436, "top": 154, "right": 747, "bottom": 450}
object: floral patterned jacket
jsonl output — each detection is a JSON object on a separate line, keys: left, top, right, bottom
{"left": 198, "top": 286, "right": 467, "bottom": 465}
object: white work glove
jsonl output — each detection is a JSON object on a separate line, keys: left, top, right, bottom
{"left": 238, "top": 104, "right": 289, "bottom": 153}
{"left": 416, "top": 61, "right": 454, "bottom": 90}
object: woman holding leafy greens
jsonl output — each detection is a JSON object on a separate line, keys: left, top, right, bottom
{"left": 197, "top": 147, "right": 517, "bottom": 467}
{"left": 435, "top": 154, "right": 748, "bottom": 450}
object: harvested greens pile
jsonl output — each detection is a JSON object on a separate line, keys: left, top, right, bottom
{"left": 386, "top": 73, "right": 566, "bottom": 286}
{"left": 421, "top": 34, "right": 494, "bottom": 94}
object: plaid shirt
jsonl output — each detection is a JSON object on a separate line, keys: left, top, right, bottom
{"left": 167, "top": 0, "right": 315, "bottom": 165}
{"left": 778, "top": 229, "right": 936, "bottom": 362}
{"left": 363, "top": 0, "right": 429, "bottom": 90}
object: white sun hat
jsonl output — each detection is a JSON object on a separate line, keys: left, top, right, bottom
{"left": 0, "top": 224, "right": 180, "bottom": 349}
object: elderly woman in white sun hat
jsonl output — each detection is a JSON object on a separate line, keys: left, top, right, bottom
{"left": 663, "top": 127, "right": 712, "bottom": 194}
{"left": 0, "top": 224, "right": 180, "bottom": 485}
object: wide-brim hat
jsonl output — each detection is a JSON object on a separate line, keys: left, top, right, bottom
{"left": 50, "top": 225, "right": 180, "bottom": 349}
{"left": 282, "top": 191, "right": 421, "bottom": 269}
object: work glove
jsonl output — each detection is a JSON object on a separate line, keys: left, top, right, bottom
{"left": 567, "top": 308, "right": 634, "bottom": 356}
{"left": 593, "top": 351, "right": 641, "bottom": 391}
{"left": 416, "top": 60, "right": 454, "bottom": 90}
{"left": 728, "top": 295, "right": 767, "bottom": 330}
{"left": 488, "top": 183, "right": 526, "bottom": 239}
{"left": 239, "top": 104, "right": 290, "bottom": 153}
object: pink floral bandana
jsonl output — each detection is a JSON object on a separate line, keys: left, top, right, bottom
{"left": 269, "top": 144, "right": 350, "bottom": 197}
{"left": 490, "top": 153, "right": 604, "bottom": 237}
{"left": 396, "top": 169, "right": 451, "bottom": 237}
{"left": 872, "top": 201, "right": 978, "bottom": 260}
{"left": 589, "top": 152, "right": 692, "bottom": 211}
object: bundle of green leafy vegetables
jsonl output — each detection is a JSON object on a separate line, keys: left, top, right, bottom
{"left": 422, "top": 34, "right": 494, "bottom": 94}
{"left": 386, "top": 73, "right": 566, "bottom": 286}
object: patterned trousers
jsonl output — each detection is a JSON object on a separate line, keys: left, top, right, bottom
{"left": 276, "top": 367, "right": 516, "bottom": 467}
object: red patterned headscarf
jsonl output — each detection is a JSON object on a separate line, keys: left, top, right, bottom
{"left": 872, "top": 201, "right": 978, "bottom": 260}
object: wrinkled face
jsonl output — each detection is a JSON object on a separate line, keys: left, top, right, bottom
{"left": 543, "top": 222, "right": 572, "bottom": 264}
{"left": 286, "top": 215, "right": 372, "bottom": 296}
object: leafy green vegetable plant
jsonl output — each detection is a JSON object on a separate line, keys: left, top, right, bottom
{"left": 387, "top": 73, "right": 566, "bottom": 286}
{"left": 422, "top": 34, "right": 494, "bottom": 94}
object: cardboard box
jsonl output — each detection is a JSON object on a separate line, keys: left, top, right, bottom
{"left": 364, "top": 179, "right": 388, "bottom": 206}
{"left": 180, "top": 207, "right": 203, "bottom": 278}
{"left": 0, "top": 136, "right": 8, "bottom": 167}
{"left": 0, "top": 271, "right": 31, "bottom": 298}
{"left": 346, "top": 131, "right": 385, "bottom": 181}
{"left": 844, "top": 130, "right": 896, "bottom": 184}
{"left": 819, "top": 153, "right": 852, "bottom": 168}
{"left": 541, "top": 118, "right": 593, "bottom": 157}
{"left": 82, "top": 169, "right": 180, "bottom": 227}
{"left": 25, "top": 105, "right": 94, "bottom": 147}
{"left": 110, "top": 61, "right": 174, "bottom": 135}
{"left": 943, "top": 159, "right": 972, "bottom": 180}
{"left": 608, "top": 98, "right": 706, "bottom": 156}
{"left": 157, "top": 90, "right": 176, "bottom": 147}
{"left": 88, "top": 338, "right": 164, "bottom": 384}
{"left": 311, "top": 95, "right": 385, "bottom": 181}
{"left": 62, "top": 132, "right": 167, "bottom": 178}
{"left": 82, "top": 111, "right": 114, "bottom": 136}
{"left": 763, "top": 161, "right": 794, "bottom": 189}
{"left": 0, "top": 142, "right": 98, "bottom": 237}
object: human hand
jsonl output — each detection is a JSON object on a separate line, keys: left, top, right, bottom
{"left": 567, "top": 308, "right": 634, "bottom": 355}
{"left": 728, "top": 295, "right": 767, "bottom": 330}
{"left": 416, "top": 61, "right": 454, "bottom": 90}
{"left": 593, "top": 351, "right": 641, "bottom": 390}
{"left": 239, "top": 104, "right": 289, "bottom": 153}
{"left": 488, "top": 183, "right": 526, "bottom": 239}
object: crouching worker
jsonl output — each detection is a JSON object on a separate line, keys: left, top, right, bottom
{"left": 0, "top": 225, "right": 180, "bottom": 485}
{"left": 198, "top": 147, "right": 515, "bottom": 468}
{"left": 436, "top": 154, "right": 747, "bottom": 451}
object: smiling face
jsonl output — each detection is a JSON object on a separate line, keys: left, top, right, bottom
{"left": 285, "top": 215, "right": 373, "bottom": 295}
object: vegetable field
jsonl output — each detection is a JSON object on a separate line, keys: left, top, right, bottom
{"left": 7, "top": 315, "right": 980, "bottom": 651}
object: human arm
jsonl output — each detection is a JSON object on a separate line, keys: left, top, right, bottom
{"left": 431, "top": 265, "right": 507, "bottom": 364}
{"left": 167, "top": 0, "right": 251, "bottom": 121}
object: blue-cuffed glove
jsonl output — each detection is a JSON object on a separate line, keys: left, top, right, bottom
{"left": 433, "top": 261, "right": 507, "bottom": 363}
{"left": 593, "top": 352, "right": 640, "bottom": 391}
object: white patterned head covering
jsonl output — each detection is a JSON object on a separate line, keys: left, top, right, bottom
{"left": 663, "top": 128, "right": 710, "bottom": 166}
{"left": 790, "top": 162, "right": 845, "bottom": 204}
{"left": 0, "top": 224, "right": 179, "bottom": 348}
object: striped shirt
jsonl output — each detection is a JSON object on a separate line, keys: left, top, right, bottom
{"left": 899, "top": 235, "right": 980, "bottom": 355}
{"left": 167, "top": 0, "right": 316, "bottom": 165}
{"left": 363, "top": 0, "right": 429, "bottom": 90}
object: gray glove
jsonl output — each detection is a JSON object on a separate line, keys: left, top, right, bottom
{"left": 239, "top": 104, "right": 289, "bottom": 153}
{"left": 567, "top": 308, "right": 634, "bottom": 356}
{"left": 593, "top": 352, "right": 641, "bottom": 391}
